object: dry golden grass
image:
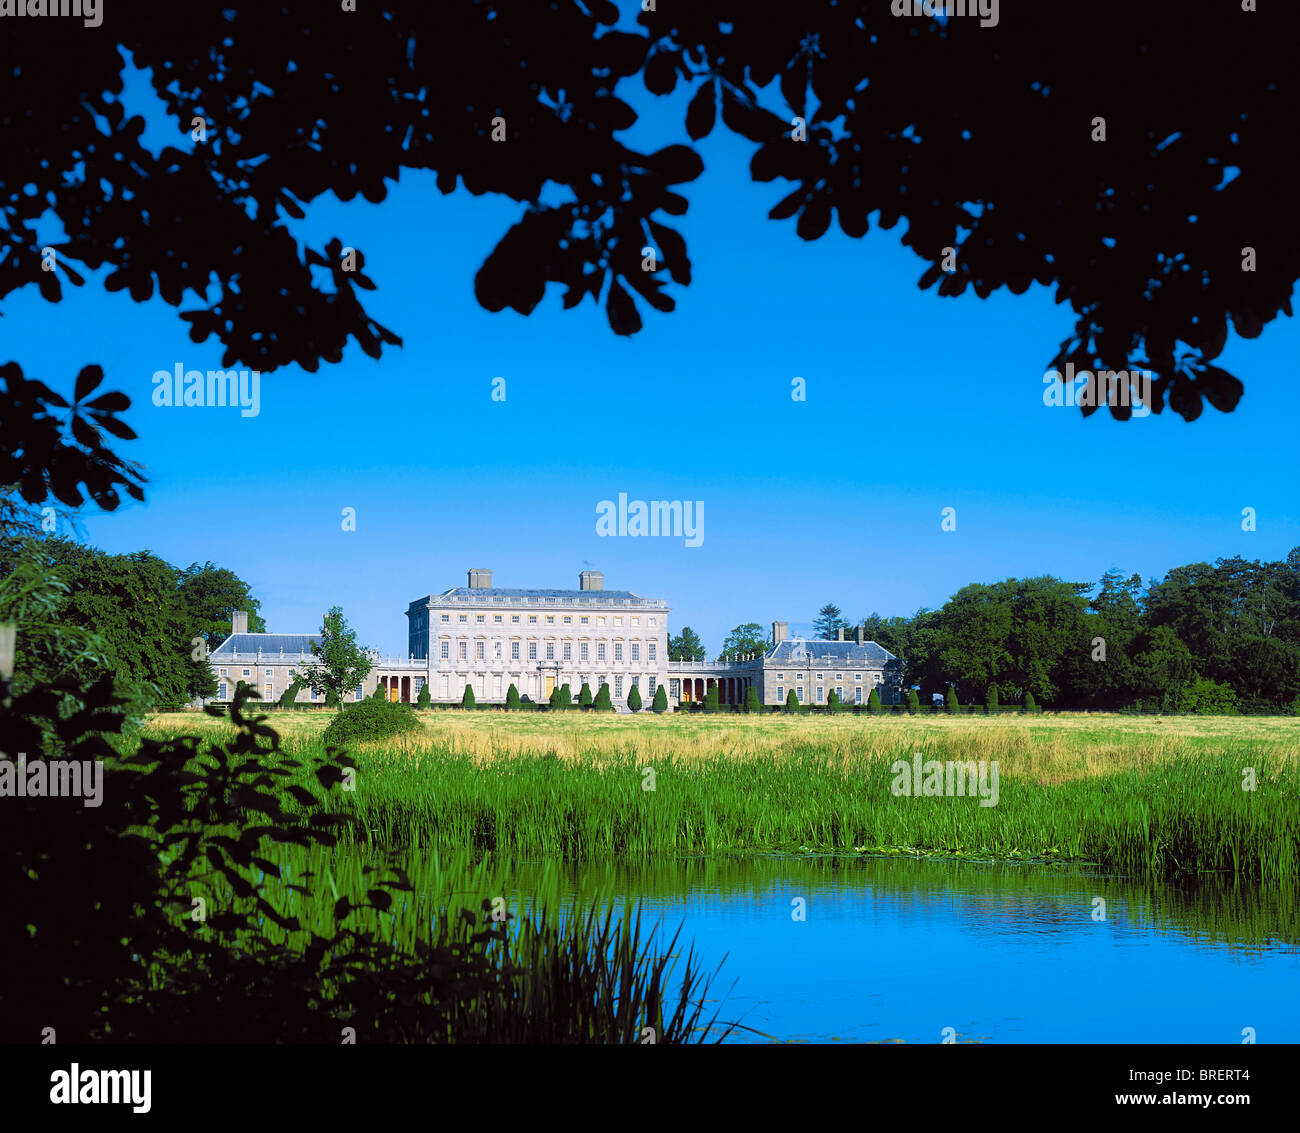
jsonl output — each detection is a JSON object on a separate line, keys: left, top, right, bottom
{"left": 144, "top": 709, "right": 1300, "bottom": 785}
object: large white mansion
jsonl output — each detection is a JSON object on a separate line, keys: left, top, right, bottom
{"left": 209, "top": 568, "right": 903, "bottom": 710}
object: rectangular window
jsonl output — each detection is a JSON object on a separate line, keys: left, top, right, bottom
{"left": 597, "top": 643, "right": 606, "bottom": 662}
{"left": 648, "top": 643, "right": 656, "bottom": 661}
{"left": 649, "top": 676, "right": 657, "bottom": 695}
{"left": 219, "top": 668, "right": 228, "bottom": 677}
{"left": 441, "top": 614, "right": 450, "bottom": 623}
{"left": 836, "top": 687, "right": 843, "bottom": 701}
{"left": 440, "top": 641, "right": 450, "bottom": 659}
{"left": 511, "top": 615, "right": 520, "bottom": 624}
{"left": 796, "top": 687, "right": 803, "bottom": 703}
{"left": 854, "top": 688, "right": 862, "bottom": 704}
{"left": 580, "top": 642, "right": 589, "bottom": 661}
{"left": 631, "top": 643, "right": 640, "bottom": 662}
{"left": 529, "top": 615, "right": 538, "bottom": 624}
{"left": 816, "top": 673, "right": 824, "bottom": 681}
{"left": 265, "top": 668, "right": 273, "bottom": 677}
{"left": 614, "top": 616, "right": 623, "bottom": 626}
{"left": 777, "top": 686, "right": 784, "bottom": 702}
{"left": 529, "top": 643, "right": 538, "bottom": 661}
{"left": 546, "top": 643, "right": 555, "bottom": 660}
{"left": 855, "top": 673, "right": 863, "bottom": 681}
{"left": 632, "top": 617, "right": 640, "bottom": 626}
{"left": 242, "top": 669, "right": 251, "bottom": 677}
{"left": 264, "top": 682, "right": 273, "bottom": 699}
{"left": 614, "top": 643, "right": 623, "bottom": 662}
{"left": 459, "top": 641, "right": 468, "bottom": 660}
{"left": 580, "top": 616, "right": 589, "bottom": 624}
{"left": 494, "top": 614, "right": 503, "bottom": 623}
{"left": 356, "top": 685, "right": 364, "bottom": 701}
{"left": 511, "top": 641, "right": 520, "bottom": 660}
{"left": 476, "top": 614, "right": 485, "bottom": 623}
{"left": 546, "top": 615, "right": 555, "bottom": 624}
{"left": 459, "top": 615, "right": 468, "bottom": 623}
{"left": 218, "top": 683, "right": 228, "bottom": 699}
{"left": 562, "top": 615, "right": 572, "bottom": 624}
{"left": 598, "top": 616, "right": 606, "bottom": 626}
{"left": 777, "top": 672, "right": 784, "bottom": 680}
{"left": 563, "top": 643, "right": 572, "bottom": 661}
{"left": 835, "top": 673, "right": 843, "bottom": 681}
{"left": 477, "top": 641, "right": 485, "bottom": 660}
{"left": 648, "top": 617, "right": 657, "bottom": 626}
{"left": 615, "top": 676, "right": 623, "bottom": 698}
{"left": 816, "top": 687, "right": 825, "bottom": 703}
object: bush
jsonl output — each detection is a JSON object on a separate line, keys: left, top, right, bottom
{"left": 548, "top": 687, "right": 563, "bottom": 710}
{"left": 579, "top": 682, "right": 593, "bottom": 709}
{"left": 1176, "top": 676, "right": 1240, "bottom": 715}
{"left": 506, "top": 683, "right": 521, "bottom": 710}
{"left": 322, "top": 696, "right": 422, "bottom": 746}
{"left": 416, "top": 681, "right": 431, "bottom": 709}
{"left": 558, "top": 683, "right": 573, "bottom": 709}
{"left": 279, "top": 681, "right": 301, "bottom": 708}
{"left": 325, "top": 687, "right": 340, "bottom": 708}
{"left": 461, "top": 684, "right": 476, "bottom": 710}
{"left": 627, "top": 684, "right": 643, "bottom": 712}
{"left": 703, "top": 685, "right": 720, "bottom": 713}
{"left": 653, "top": 685, "right": 669, "bottom": 713}
{"left": 906, "top": 689, "right": 920, "bottom": 715}
{"left": 987, "top": 684, "right": 999, "bottom": 714}
{"left": 825, "top": 689, "right": 841, "bottom": 714}
{"left": 785, "top": 689, "right": 799, "bottom": 714}
{"left": 593, "top": 683, "right": 612, "bottom": 711}
{"left": 945, "top": 687, "right": 959, "bottom": 714}
{"left": 867, "top": 688, "right": 881, "bottom": 714}
{"left": 745, "top": 687, "right": 760, "bottom": 713}
{"left": 1022, "top": 691, "right": 1037, "bottom": 714}
{"left": 371, "top": 684, "right": 387, "bottom": 701}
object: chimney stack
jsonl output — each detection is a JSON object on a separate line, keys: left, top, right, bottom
{"left": 579, "top": 570, "right": 604, "bottom": 591}
{"left": 467, "top": 568, "right": 493, "bottom": 589}
{"left": 231, "top": 610, "right": 248, "bottom": 635}
{"left": 836, "top": 627, "right": 845, "bottom": 642}
{"left": 856, "top": 625, "right": 864, "bottom": 645}
{"left": 771, "top": 621, "right": 788, "bottom": 645}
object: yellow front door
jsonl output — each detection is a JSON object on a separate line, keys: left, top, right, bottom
{"left": 545, "top": 675, "right": 555, "bottom": 698}
{"left": 389, "top": 682, "right": 399, "bottom": 702}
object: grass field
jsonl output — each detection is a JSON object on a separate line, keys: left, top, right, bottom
{"left": 145, "top": 709, "right": 1300, "bottom": 883}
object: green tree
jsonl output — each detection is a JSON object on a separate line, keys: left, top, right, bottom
{"left": 506, "top": 683, "right": 521, "bottom": 710}
{"left": 720, "top": 622, "right": 768, "bottom": 660}
{"left": 549, "top": 687, "right": 564, "bottom": 710}
{"left": 627, "top": 684, "right": 643, "bottom": 712}
{"left": 785, "top": 689, "right": 799, "bottom": 714}
{"left": 294, "top": 607, "right": 373, "bottom": 710}
{"left": 371, "top": 683, "right": 387, "bottom": 701}
{"left": 653, "top": 685, "right": 669, "bottom": 713}
{"left": 945, "top": 686, "right": 959, "bottom": 713}
{"left": 745, "top": 687, "right": 760, "bottom": 713}
{"left": 703, "top": 684, "right": 720, "bottom": 713}
{"left": 867, "top": 688, "right": 882, "bottom": 714}
{"left": 987, "top": 684, "right": 999, "bottom": 714}
{"left": 814, "top": 603, "right": 848, "bottom": 640}
{"left": 176, "top": 562, "right": 267, "bottom": 652}
{"left": 324, "top": 686, "right": 340, "bottom": 708}
{"left": 594, "top": 682, "right": 612, "bottom": 711}
{"left": 578, "top": 682, "right": 593, "bottom": 709}
{"left": 668, "top": 626, "right": 708, "bottom": 662}
{"left": 907, "top": 689, "right": 920, "bottom": 715}
{"left": 278, "top": 680, "right": 301, "bottom": 709}
{"left": 416, "top": 680, "right": 432, "bottom": 709}
{"left": 825, "top": 688, "right": 841, "bottom": 713}
{"left": 461, "top": 684, "right": 476, "bottom": 709}
{"left": 1023, "top": 691, "right": 1037, "bottom": 713}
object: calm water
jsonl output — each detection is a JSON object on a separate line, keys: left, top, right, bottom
{"left": 509, "top": 855, "right": 1300, "bottom": 1043}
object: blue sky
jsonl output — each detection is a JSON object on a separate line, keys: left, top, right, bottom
{"left": 16, "top": 50, "right": 1299, "bottom": 657}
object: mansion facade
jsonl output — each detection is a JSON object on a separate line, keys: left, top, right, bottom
{"left": 209, "top": 568, "right": 903, "bottom": 710}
